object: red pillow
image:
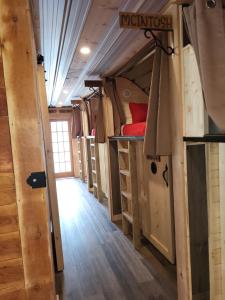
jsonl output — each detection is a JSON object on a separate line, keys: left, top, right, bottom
{"left": 129, "top": 102, "right": 148, "bottom": 123}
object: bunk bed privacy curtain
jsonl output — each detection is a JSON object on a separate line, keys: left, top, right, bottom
{"left": 103, "top": 78, "right": 125, "bottom": 136}
{"left": 95, "top": 92, "right": 105, "bottom": 143}
{"left": 144, "top": 32, "right": 171, "bottom": 157}
{"left": 72, "top": 108, "right": 82, "bottom": 138}
{"left": 183, "top": 0, "right": 225, "bottom": 130}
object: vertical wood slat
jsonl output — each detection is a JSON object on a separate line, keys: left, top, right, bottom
{"left": 207, "top": 143, "right": 225, "bottom": 300}
{"left": 0, "top": 0, "right": 56, "bottom": 299}
{"left": 37, "top": 65, "right": 64, "bottom": 272}
{"left": 186, "top": 144, "right": 209, "bottom": 299}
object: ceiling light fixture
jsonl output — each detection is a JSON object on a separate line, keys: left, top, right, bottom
{"left": 80, "top": 46, "right": 91, "bottom": 55}
{"left": 63, "top": 89, "right": 69, "bottom": 94}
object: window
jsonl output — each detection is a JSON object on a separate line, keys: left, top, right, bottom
{"left": 50, "top": 120, "right": 73, "bottom": 176}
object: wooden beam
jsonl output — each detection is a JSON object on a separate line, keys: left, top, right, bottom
{"left": 84, "top": 80, "right": 102, "bottom": 88}
{"left": 0, "top": 0, "right": 56, "bottom": 298}
{"left": 37, "top": 65, "right": 64, "bottom": 272}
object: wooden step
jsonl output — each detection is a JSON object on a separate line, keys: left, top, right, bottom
{"left": 119, "top": 169, "right": 130, "bottom": 176}
{"left": 121, "top": 191, "right": 131, "bottom": 199}
{"left": 118, "top": 148, "right": 129, "bottom": 154}
{"left": 122, "top": 211, "right": 133, "bottom": 224}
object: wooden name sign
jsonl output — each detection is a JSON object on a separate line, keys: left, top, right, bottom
{"left": 119, "top": 12, "right": 172, "bottom": 31}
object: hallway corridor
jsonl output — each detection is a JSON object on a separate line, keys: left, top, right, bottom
{"left": 57, "top": 179, "right": 176, "bottom": 300}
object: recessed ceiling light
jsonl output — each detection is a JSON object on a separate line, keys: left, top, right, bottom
{"left": 80, "top": 46, "right": 91, "bottom": 55}
{"left": 63, "top": 89, "right": 69, "bottom": 94}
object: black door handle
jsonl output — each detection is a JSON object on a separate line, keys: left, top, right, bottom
{"left": 162, "top": 164, "right": 169, "bottom": 187}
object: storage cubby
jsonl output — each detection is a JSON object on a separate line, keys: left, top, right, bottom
{"left": 86, "top": 136, "right": 103, "bottom": 201}
{"left": 118, "top": 140, "right": 141, "bottom": 249}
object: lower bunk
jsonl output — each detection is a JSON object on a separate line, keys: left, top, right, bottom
{"left": 108, "top": 136, "right": 175, "bottom": 264}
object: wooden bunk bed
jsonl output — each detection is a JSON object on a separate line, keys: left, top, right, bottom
{"left": 106, "top": 72, "right": 175, "bottom": 262}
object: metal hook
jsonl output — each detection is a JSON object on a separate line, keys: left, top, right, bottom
{"left": 144, "top": 29, "right": 174, "bottom": 56}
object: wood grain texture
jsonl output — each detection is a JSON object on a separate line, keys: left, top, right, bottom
{"left": 183, "top": 45, "right": 208, "bottom": 137}
{"left": 0, "top": 117, "right": 13, "bottom": 172}
{"left": 56, "top": 178, "right": 176, "bottom": 300}
{"left": 0, "top": 173, "right": 14, "bottom": 190}
{"left": 0, "top": 0, "right": 56, "bottom": 298}
{"left": 0, "top": 287, "right": 26, "bottom": 300}
{"left": 0, "top": 258, "right": 24, "bottom": 291}
{"left": 0, "top": 188, "right": 16, "bottom": 206}
{"left": 0, "top": 231, "right": 22, "bottom": 262}
{"left": 0, "top": 203, "right": 18, "bottom": 234}
{"left": 37, "top": 65, "right": 64, "bottom": 272}
{"left": 186, "top": 144, "right": 209, "bottom": 298}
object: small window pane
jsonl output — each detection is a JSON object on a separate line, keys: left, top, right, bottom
{"left": 57, "top": 132, "right": 63, "bottom": 142}
{"left": 57, "top": 122, "right": 62, "bottom": 131}
{"left": 54, "top": 153, "right": 59, "bottom": 163}
{"left": 60, "top": 162, "right": 66, "bottom": 172}
{"left": 65, "top": 162, "right": 71, "bottom": 172}
{"left": 52, "top": 143, "right": 58, "bottom": 153}
{"left": 51, "top": 132, "right": 57, "bottom": 142}
{"left": 59, "top": 152, "right": 65, "bottom": 162}
{"left": 58, "top": 142, "right": 64, "bottom": 152}
{"left": 63, "top": 132, "right": 69, "bottom": 142}
{"left": 62, "top": 121, "right": 68, "bottom": 131}
{"left": 65, "top": 152, "right": 70, "bottom": 162}
{"left": 54, "top": 162, "right": 60, "bottom": 173}
{"left": 64, "top": 142, "right": 70, "bottom": 151}
{"left": 51, "top": 122, "right": 57, "bottom": 132}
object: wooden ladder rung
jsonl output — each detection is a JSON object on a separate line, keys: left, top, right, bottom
{"left": 120, "top": 169, "right": 130, "bottom": 176}
{"left": 118, "top": 148, "right": 129, "bottom": 154}
{"left": 122, "top": 211, "right": 133, "bottom": 224}
{"left": 121, "top": 191, "right": 131, "bottom": 199}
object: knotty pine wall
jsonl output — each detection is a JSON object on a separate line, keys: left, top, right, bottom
{"left": 0, "top": 55, "right": 26, "bottom": 298}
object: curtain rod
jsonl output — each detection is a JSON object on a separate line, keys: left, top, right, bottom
{"left": 176, "top": 0, "right": 225, "bottom": 8}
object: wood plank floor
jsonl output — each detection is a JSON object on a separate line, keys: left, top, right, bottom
{"left": 57, "top": 178, "right": 177, "bottom": 300}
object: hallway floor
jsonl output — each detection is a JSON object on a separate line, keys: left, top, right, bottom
{"left": 57, "top": 178, "right": 177, "bottom": 300}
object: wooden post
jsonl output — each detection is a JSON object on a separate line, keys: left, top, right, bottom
{"left": 0, "top": 0, "right": 56, "bottom": 299}
{"left": 37, "top": 65, "right": 64, "bottom": 272}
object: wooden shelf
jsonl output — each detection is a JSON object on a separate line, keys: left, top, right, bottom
{"left": 120, "top": 169, "right": 130, "bottom": 176}
{"left": 121, "top": 191, "right": 131, "bottom": 199}
{"left": 122, "top": 211, "right": 133, "bottom": 224}
{"left": 118, "top": 148, "right": 129, "bottom": 154}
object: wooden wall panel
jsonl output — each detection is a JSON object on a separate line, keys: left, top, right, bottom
{"left": 0, "top": 0, "right": 56, "bottom": 298}
{"left": 0, "top": 29, "right": 25, "bottom": 300}
{"left": 0, "top": 259, "right": 24, "bottom": 291}
{"left": 0, "top": 188, "right": 16, "bottom": 206}
{"left": 0, "top": 117, "right": 13, "bottom": 172}
{"left": 0, "top": 173, "right": 14, "bottom": 190}
{"left": 0, "top": 232, "right": 21, "bottom": 262}
{"left": 0, "top": 203, "right": 19, "bottom": 234}
{"left": 0, "top": 288, "right": 26, "bottom": 300}
{"left": 0, "top": 87, "right": 7, "bottom": 116}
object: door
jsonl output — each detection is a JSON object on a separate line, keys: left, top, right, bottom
{"left": 50, "top": 120, "right": 74, "bottom": 178}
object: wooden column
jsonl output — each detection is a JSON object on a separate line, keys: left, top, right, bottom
{"left": 0, "top": 0, "right": 56, "bottom": 299}
{"left": 37, "top": 65, "right": 64, "bottom": 272}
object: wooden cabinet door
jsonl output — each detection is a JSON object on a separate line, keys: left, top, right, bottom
{"left": 147, "top": 156, "right": 175, "bottom": 263}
